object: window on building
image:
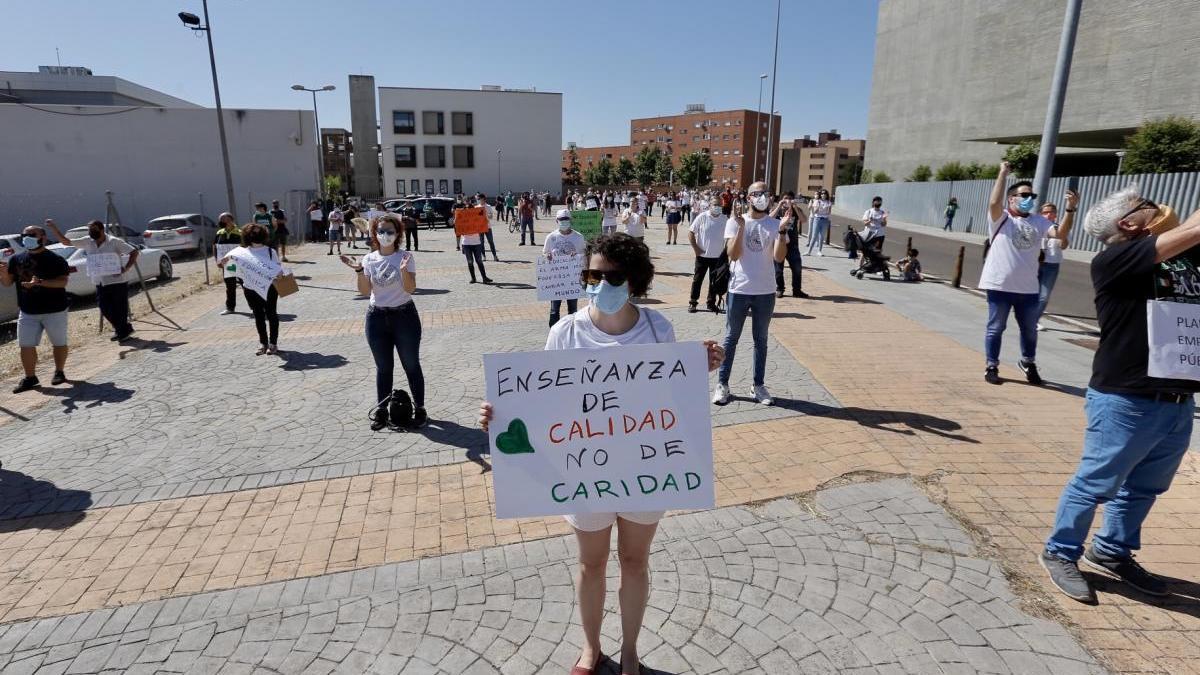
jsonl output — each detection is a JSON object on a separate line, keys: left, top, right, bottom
{"left": 425, "top": 179, "right": 434, "bottom": 195}
{"left": 734, "top": 150, "right": 740, "bottom": 155}
{"left": 392, "top": 111, "right": 415, "bottom": 134}
{"left": 733, "top": 134, "right": 739, "bottom": 140}
{"left": 424, "top": 145, "right": 446, "bottom": 168}
{"left": 439, "top": 179, "right": 449, "bottom": 194}
{"left": 453, "top": 179, "right": 463, "bottom": 194}
{"left": 453, "top": 145, "right": 475, "bottom": 168}
{"left": 809, "top": 163, "right": 825, "bottom": 170}
{"left": 393, "top": 145, "right": 416, "bottom": 168}
{"left": 809, "top": 174, "right": 824, "bottom": 181}
{"left": 730, "top": 163, "right": 738, "bottom": 171}
{"left": 422, "top": 111, "right": 444, "bottom": 134}
{"left": 811, "top": 152, "right": 826, "bottom": 159}
{"left": 410, "top": 179, "right": 420, "bottom": 194}
{"left": 451, "top": 111, "right": 474, "bottom": 135}
{"left": 396, "top": 179, "right": 404, "bottom": 195}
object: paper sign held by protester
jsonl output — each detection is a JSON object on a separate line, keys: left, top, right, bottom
{"left": 229, "top": 247, "right": 281, "bottom": 300}
{"left": 1147, "top": 299, "right": 1200, "bottom": 380}
{"left": 536, "top": 255, "right": 585, "bottom": 301}
{"left": 483, "top": 343, "right": 715, "bottom": 518}
{"left": 454, "top": 207, "right": 489, "bottom": 236}
{"left": 216, "top": 244, "right": 237, "bottom": 271}
{"left": 85, "top": 253, "right": 122, "bottom": 279}
{"left": 569, "top": 210, "right": 603, "bottom": 241}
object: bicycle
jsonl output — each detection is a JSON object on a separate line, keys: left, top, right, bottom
{"left": 508, "top": 219, "right": 519, "bottom": 234}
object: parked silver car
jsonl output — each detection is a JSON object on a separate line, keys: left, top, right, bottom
{"left": 142, "top": 214, "right": 217, "bottom": 255}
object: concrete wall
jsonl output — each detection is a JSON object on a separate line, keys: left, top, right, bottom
{"left": 349, "top": 75, "right": 381, "bottom": 199}
{"left": 379, "top": 88, "right": 562, "bottom": 198}
{"left": 0, "top": 104, "right": 318, "bottom": 233}
{"left": 866, "top": 0, "right": 1200, "bottom": 180}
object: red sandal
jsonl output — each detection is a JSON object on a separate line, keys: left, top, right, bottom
{"left": 569, "top": 651, "right": 605, "bottom": 675}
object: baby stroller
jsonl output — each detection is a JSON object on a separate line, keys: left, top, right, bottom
{"left": 849, "top": 232, "right": 891, "bottom": 280}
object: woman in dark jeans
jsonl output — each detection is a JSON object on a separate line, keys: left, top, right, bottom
{"left": 218, "top": 223, "right": 282, "bottom": 354}
{"left": 342, "top": 215, "right": 427, "bottom": 430}
{"left": 213, "top": 213, "right": 241, "bottom": 315}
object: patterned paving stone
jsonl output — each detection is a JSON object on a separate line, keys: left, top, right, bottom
{"left": 0, "top": 480, "right": 1105, "bottom": 674}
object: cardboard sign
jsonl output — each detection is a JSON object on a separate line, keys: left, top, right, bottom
{"left": 536, "top": 255, "right": 585, "bottom": 301}
{"left": 216, "top": 244, "right": 237, "bottom": 272}
{"left": 86, "top": 252, "right": 122, "bottom": 279}
{"left": 570, "top": 210, "right": 603, "bottom": 241}
{"left": 483, "top": 342, "right": 715, "bottom": 519}
{"left": 229, "top": 247, "right": 281, "bottom": 299}
{"left": 1147, "top": 299, "right": 1200, "bottom": 380}
{"left": 454, "top": 207, "right": 490, "bottom": 236}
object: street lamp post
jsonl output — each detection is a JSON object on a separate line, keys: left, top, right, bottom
{"left": 763, "top": 0, "right": 782, "bottom": 191}
{"left": 1031, "top": 0, "right": 1083, "bottom": 205}
{"left": 178, "top": 0, "right": 237, "bottom": 219}
{"left": 497, "top": 148, "right": 502, "bottom": 194}
{"left": 752, "top": 73, "right": 768, "bottom": 184}
{"left": 1116, "top": 150, "right": 1127, "bottom": 175}
{"left": 292, "top": 84, "right": 336, "bottom": 198}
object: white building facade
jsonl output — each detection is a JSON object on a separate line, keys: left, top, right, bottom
{"left": 377, "top": 87, "right": 562, "bottom": 199}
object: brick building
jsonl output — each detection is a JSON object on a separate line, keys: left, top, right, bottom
{"left": 562, "top": 105, "right": 781, "bottom": 189}
{"left": 321, "top": 128, "right": 354, "bottom": 195}
{"left": 774, "top": 130, "right": 866, "bottom": 197}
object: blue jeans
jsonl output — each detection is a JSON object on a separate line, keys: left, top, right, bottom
{"left": 807, "top": 216, "right": 829, "bottom": 255}
{"left": 462, "top": 244, "right": 487, "bottom": 281}
{"left": 718, "top": 292, "right": 776, "bottom": 387}
{"left": 365, "top": 303, "right": 425, "bottom": 408}
{"left": 985, "top": 289, "right": 1039, "bottom": 366}
{"left": 1045, "top": 389, "right": 1193, "bottom": 561}
{"left": 1036, "top": 263, "right": 1061, "bottom": 319}
{"left": 944, "top": 215, "right": 955, "bottom": 231}
{"left": 549, "top": 299, "right": 577, "bottom": 326}
{"left": 520, "top": 219, "right": 534, "bottom": 245}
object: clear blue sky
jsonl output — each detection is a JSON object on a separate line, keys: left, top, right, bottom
{"left": 3, "top": 0, "right": 880, "bottom": 147}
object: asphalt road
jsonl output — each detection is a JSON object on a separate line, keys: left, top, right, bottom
{"left": 826, "top": 213, "right": 1098, "bottom": 322}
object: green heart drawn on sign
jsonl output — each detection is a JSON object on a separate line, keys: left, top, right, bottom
{"left": 496, "top": 419, "right": 535, "bottom": 455}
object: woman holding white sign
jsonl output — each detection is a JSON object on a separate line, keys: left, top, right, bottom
{"left": 544, "top": 209, "right": 587, "bottom": 327}
{"left": 341, "top": 215, "right": 427, "bottom": 431}
{"left": 218, "top": 223, "right": 282, "bottom": 355}
{"left": 479, "top": 233, "right": 724, "bottom": 675}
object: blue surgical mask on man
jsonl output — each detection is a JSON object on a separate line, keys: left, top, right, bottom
{"left": 558, "top": 220, "right": 571, "bottom": 232}
{"left": 585, "top": 280, "right": 629, "bottom": 315}
{"left": 1017, "top": 195, "right": 1037, "bottom": 214}
{"left": 22, "top": 235, "right": 41, "bottom": 250}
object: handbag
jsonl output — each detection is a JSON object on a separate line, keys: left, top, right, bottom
{"left": 273, "top": 272, "right": 299, "bottom": 297}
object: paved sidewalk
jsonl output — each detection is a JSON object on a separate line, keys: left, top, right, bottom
{"left": 0, "top": 215, "right": 1197, "bottom": 673}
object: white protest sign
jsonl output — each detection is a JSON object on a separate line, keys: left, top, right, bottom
{"left": 229, "top": 247, "right": 280, "bottom": 299}
{"left": 1147, "top": 299, "right": 1200, "bottom": 380}
{"left": 216, "top": 244, "right": 238, "bottom": 272}
{"left": 483, "top": 342, "right": 715, "bottom": 519}
{"left": 536, "top": 255, "right": 585, "bottom": 301}
{"left": 86, "top": 252, "right": 122, "bottom": 279}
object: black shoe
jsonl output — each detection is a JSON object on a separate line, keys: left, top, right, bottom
{"left": 776, "top": 290, "right": 785, "bottom": 298}
{"left": 688, "top": 303, "right": 698, "bottom": 313}
{"left": 327, "top": 251, "right": 333, "bottom": 255}
{"left": 492, "top": 256, "right": 500, "bottom": 262}
{"left": 115, "top": 329, "right": 135, "bottom": 342}
{"left": 1082, "top": 546, "right": 1169, "bottom": 596}
{"left": 793, "top": 291, "right": 809, "bottom": 299}
{"left": 51, "top": 370, "right": 67, "bottom": 385}
{"left": 518, "top": 242, "right": 525, "bottom": 246}
{"left": 412, "top": 408, "right": 428, "bottom": 429}
{"left": 469, "top": 279, "right": 477, "bottom": 284}
{"left": 707, "top": 303, "right": 721, "bottom": 314}
{"left": 1018, "top": 359, "right": 1043, "bottom": 385}
{"left": 12, "top": 376, "right": 39, "bottom": 394}
{"left": 482, "top": 277, "right": 494, "bottom": 284}
{"left": 1040, "top": 552, "right": 1096, "bottom": 603}
{"left": 984, "top": 366, "right": 1001, "bottom": 385}
{"left": 370, "top": 408, "right": 389, "bottom": 431}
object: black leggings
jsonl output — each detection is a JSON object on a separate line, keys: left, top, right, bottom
{"left": 243, "top": 286, "right": 279, "bottom": 346}
{"left": 224, "top": 277, "right": 238, "bottom": 311}
{"left": 366, "top": 304, "right": 425, "bottom": 408}
{"left": 405, "top": 226, "right": 419, "bottom": 251}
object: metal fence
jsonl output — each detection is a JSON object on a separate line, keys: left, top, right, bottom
{"left": 833, "top": 172, "right": 1200, "bottom": 254}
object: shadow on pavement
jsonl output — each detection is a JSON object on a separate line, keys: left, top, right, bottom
{"left": 491, "top": 282, "right": 535, "bottom": 291}
{"left": 413, "top": 288, "right": 450, "bottom": 295}
{"left": 0, "top": 470, "right": 92, "bottom": 528}
{"left": 279, "top": 351, "right": 350, "bottom": 371}
{"left": 774, "top": 398, "right": 980, "bottom": 444}
{"left": 1042, "top": 381, "right": 1088, "bottom": 398}
{"left": 118, "top": 337, "right": 187, "bottom": 359}
{"left": 40, "top": 380, "right": 135, "bottom": 414}
{"left": 811, "top": 294, "right": 883, "bottom": 305}
{"left": 1089, "top": 572, "right": 1200, "bottom": 619}
{"left": 421, "top": 418, "right": 491, "bottom": 473}
{"left": 772, "top": 312, "right": 813, "bottom": 320}
{"left": 277, "top": 313, "right": 297, "bottom": 322}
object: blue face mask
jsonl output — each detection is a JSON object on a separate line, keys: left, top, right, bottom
{"left": 1016, "top": 196, "right": 1036, "bottom": 214}
{"left": 22, "top": 236, "right": 41, "bottom": 249}
{"left": 585, "top": 280, "right": 629, "bottom": 315}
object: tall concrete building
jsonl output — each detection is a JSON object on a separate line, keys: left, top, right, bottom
{"left": 321, "top": 128, "right": 354, "bottom": 195}
{"left": 865, "top": 0, "right": 1200, "bottom": 180}
{"left": 775, "top": 131, "right": 865, "bottom": 197}
{"left": 348, "top": 75, "right": 382, "bottom": 199}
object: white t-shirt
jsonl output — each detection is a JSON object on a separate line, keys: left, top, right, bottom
{"left": 461, "top": 233, "right": 482, "bottom": 246}
{"left": 309, "top": 209, "right": 324, "bottom": 222}
{"left": 602, "top": 206, "right": 618, "bottom": 225}
{"left": 637, "top": 194, "right": 647, "bottom": 211}
{"left": 78, "top": 236, "right": 135, "bottom": 286}
{"left": 680, "top": 192, "right": 691, "bottom": 206}
{"left": 623, "top": 211, "right": 645, "bottom": 237}
{"left": 543, "top": 230, "right": 586, "bottom": 258}
{"left": 690, "top": 212, "right": 728, "bottom": 258}
{"left": 546, "top": 306, "right": 675, "bottom": 350}
{"left": 1043, "top": 226, "right": 1064, "bottom": 264}
{"left": 329, "top": 209, "right": 344, "bottom": 230}
{"left": 666, "top": 200, "right": 680, "bottom": 212}
{"left": 811, "top": 199, "right": 832, "bottom": 218}
{"left": 725, "top": 216, "right": 781, "bottom": 296}
{"left": 978, "top": 211, "right": 1054, "bottom": 294}
{"left": 862, "top": 208, "right": 887, "bottom": 240}
{"left": 363, "top": 249, "right": 416, "bottom": 307}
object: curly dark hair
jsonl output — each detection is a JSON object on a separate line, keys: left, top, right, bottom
{"left": 241, "top": 223, "right": 270, "bottom": 246}
{"left": 585, "top": 233, "right": 655, "bottom": 297}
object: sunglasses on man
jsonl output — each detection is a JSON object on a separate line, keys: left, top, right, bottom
{"left": 1119, "top": 198, "right": 1158, "bottom": 221}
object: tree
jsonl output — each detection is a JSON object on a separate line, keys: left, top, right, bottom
{"left": 934, "top": 162, "right": 970, "bottom": 181}
{"left": 655, "top": 153, "right": 674, "bottom": 184}
{"left": 870, "top": 171, "right": 893, "bottom": 183}
{"left": 677, "top": 151, "right": 714, "bottom": 189}
{"left": 583, "top": 158, "right": 614, "bottom": 187}
{"left": 1003, "top": 140, "right": 1039, "bottom": 178}
{"left": 907, "top": 164, "right": 932, "bottom": 182}
{"left": 634, "top": 144, "right": 666, "bottom": 188}
{"left": 971, "top": 163, "right": 1001, "bottom": 179}
{"left": 837, "top": 160, "right": 863, "bottom": 186}
{"left": 323, "top": 175, "right": 342, "bottom": 196}
{"left": 614, "top": 158, "right": 635, "bottom": 185}
{"left": 563, "top": 148, "right": 582, "bottom": 185}
{"left": 858, "top": 169, "right": 874, "bottom": 184}
{"left": 1122, "top": 116, "right": 1200, "bottom": 174}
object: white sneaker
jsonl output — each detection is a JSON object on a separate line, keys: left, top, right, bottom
{"left": 712, "top": 383, "right": 730, "bottom": 405}
{"left": 1037, "top": 323, "right": 1046, "bottom": 332}
{"left": 816, "top": 251, "right": 824, "bottom": 257}
{"left": 752, "top": 385, "right": 774, "bottom": 405}
{"left": 220, "top": 309, "right": 232, "bottom": 315}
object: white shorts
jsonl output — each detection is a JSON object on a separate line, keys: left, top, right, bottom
{"left": 17, "top": 309, "right": 69, "bottom": 348}
{"left": 564, "top": 511, "right": 665, "bottom": 532}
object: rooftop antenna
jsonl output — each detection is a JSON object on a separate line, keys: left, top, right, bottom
{"left": 55, "top": 47, "right": 61, "bottom": 66}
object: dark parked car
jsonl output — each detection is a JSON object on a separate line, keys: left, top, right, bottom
{"left": 394, "top": 197, "right": 458, "bottom": 229}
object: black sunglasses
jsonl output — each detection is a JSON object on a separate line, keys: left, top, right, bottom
{"left": 1015, "top": 191, "right": 1038, "bottom": 200}
{"left": 1119, "top": 198, "right": 1158, "bottom": 221}
{"left": 580, "top": 269, "right": 628, "bottom": 287}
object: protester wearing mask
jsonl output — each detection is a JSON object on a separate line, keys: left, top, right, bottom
{"left": 47, "top": 218, "right": 138, "bottom": 341}
{"left": 1036, "top": 192, "right": 1079, "bottom": 330}
{"left": 213, "top": 214, "right": 242, "bottom": 314}
{"left": 480, "top": 194, "right": 500, "bottom": 262}
{"left": 979, "top": 162, "right": 1055, "bottom": 385}
{"left": 327, "top": 206, "right": 344, "bottom": 255}
{"left": 544, "top": 209, "right": 587, "bottom": 326}
{"left": 862, "top": 197, "right": 888, "bottom": 250}
{"left": 342, "top": 215, "right": 427, "bottom": 431}
{"left": 944, "top": 197, "right": 959, "bottom": 232}
{"left": 808, "top": 189, "right": 833, "bottom": 256}
{"left": 218, "top": 223, "right": 283, "bottom": 355}
{"left": 0, "top": 225, "right": 71, "bottom": 392}
{"left": 620, "top": 199, "right": 646, "bottom": 241}
{"left": 601, "top": 195, "right": 619, "bottom": 236}
{"left": 714, "top": 181, "right": 790, "bottom": 406}
{"left": 1040, "top": 188, "right": 1200, "bottom": 604}
{"left": 518, "top": 193, "right": 536, "bottom": 246}
{"left": 688, "top": 200, "right": 729, "bottom": 313}
{"left": 461, "top": 196, "right": 494, "bottom": 284}
{"left": 479, "top": 233, "right": 724, "bottom": 675}
{"left": 269, "top": 200, "right": 290, "bottom": 262}
{"left": 771, "top": 192, "right": 808, "bottom": 299}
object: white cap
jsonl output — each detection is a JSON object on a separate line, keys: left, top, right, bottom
{"left": 556, "top": 208, "right": 571, "bottom": 220}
